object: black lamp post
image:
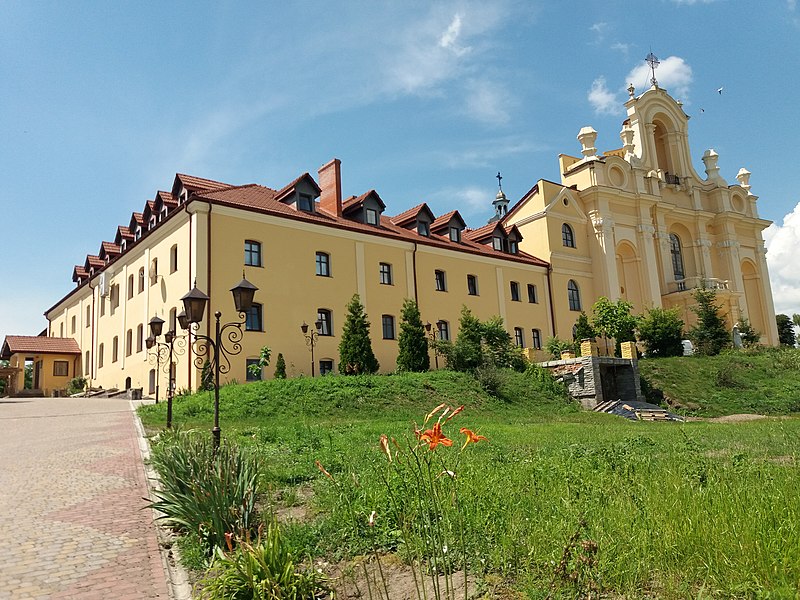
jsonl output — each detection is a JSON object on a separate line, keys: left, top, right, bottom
{"left": 180, "top": 275, "right": 258, "bottom": 450}
{"left": 425, "top": 321, "right": 439, "bottom": 369}
{"left": 301, "top": 319, "right": 323, "bottom": 377}
{"left": 147, "top": 315, "right": 185, "bottom": 428}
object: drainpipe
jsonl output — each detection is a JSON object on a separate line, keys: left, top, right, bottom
{"left": 546, "top": 264, "right": 557, "bottom": 338}
{"left": 411, "top": 242, "right": 419, "bottom": 304}
{"left": 187, "top": 207, "right": 193, "bottom": 391}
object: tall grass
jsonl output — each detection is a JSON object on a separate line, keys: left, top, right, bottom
{"left": 147, "top": 430, "right": 261, "bottom": 553}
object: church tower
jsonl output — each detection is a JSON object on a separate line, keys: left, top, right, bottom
{"left": 488, "top": 172, "right": 508, "bottom": 223}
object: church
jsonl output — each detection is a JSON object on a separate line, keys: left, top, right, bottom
{"left": 27, "top": 81, "right": 777, "bottom": 396}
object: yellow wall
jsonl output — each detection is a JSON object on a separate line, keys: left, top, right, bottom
{"left": 7, "top": 352, "right": 79, "bottom": 396}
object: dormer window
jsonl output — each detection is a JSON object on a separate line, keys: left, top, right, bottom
{"left": 149, "top": 215, "right": 157, "bottom": 228}
{"left": 134, "top": 226, "right": 142, "bottom": 241}
{"left": 104, "top": 256, "right": 110, "bottom": 264}
{"left": 509, "top": 240, "right": 518, "bottom": 254}
{"left": 298, "top": 193, "right": 314, "bottom": 212}
{"left": 449, "top": 227, "right": 461, "bottom": 243}
{"left": 120, "top": 240, "right": 127, "bottom": 252}
{"left": 161, "top": 207, "right": 168, "bottom": 221}
{"left": 179, "top": 191, "right": 187, "bottom": 205}
{"left": 366, "top": 208, "right": 379, "bottom": 226}
{"left": 417, "top": 221, "right": 430, "bottom": 237}
{"left": 492, "top": 237, "right": 503, "bottom": 251}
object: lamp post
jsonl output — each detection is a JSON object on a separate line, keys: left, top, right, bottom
{"left": 146, "top": 315, "right": 186, "bottom": 429}
{"left": 180, "top": 275, "right": 258, "bottom": 450}
{"left": 301, "top": 319, "right": 323, "bottom": 377}
{"left": 425, "top": 321, "right": 439, "bottom": 369}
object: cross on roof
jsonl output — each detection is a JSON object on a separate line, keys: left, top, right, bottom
{"left": 645, "top": 52, "right": 660, "bottom": 87}
{"left": 496, "top": 171, "right": 503, "bottom": 191}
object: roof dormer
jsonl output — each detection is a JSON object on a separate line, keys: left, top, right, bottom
{"left": 98, "top": 242, "right": 121, "bottom": 265}
{"left": 391, "top": 203, "right": 436, "bottom": 237}
{"left": 274, "top": 173, "right": 322, "bottom": 213}
{"left": 465, "top": 222, "right": 523, "bottom": 254}
{"left": 129, "top": 213, "right": 144, "bottom": 241}
{"left": 431, "top": 210, "right": 467, "bottom": 243}
{"left": 342, "top": 190, "right": 386, "bottom": 226}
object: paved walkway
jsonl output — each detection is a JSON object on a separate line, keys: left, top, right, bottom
{"left": 0, "top": 397, "right": 170, "bottom": 599}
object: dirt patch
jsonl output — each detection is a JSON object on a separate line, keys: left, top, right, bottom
{"left": 323, "top": 553, "right": 481, "bottom": 599}
{"left": 274, "top": 485, "right": 314, "bottom": 524}
{"left": 688, "top": 413, "right": 769, "bottom": 423}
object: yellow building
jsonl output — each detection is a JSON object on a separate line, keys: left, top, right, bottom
{"left": 40, "top": 83, "right": 778, "bottom": 395}
{"left": 504, "top": 84, "right": 778, "bottom": 344}
{"left": 0, "top": 336, "right": 82, "bottom": 396}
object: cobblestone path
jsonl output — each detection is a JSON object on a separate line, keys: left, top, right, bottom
{"left": 0, "top": 397, "right": 169, "bottom": 599}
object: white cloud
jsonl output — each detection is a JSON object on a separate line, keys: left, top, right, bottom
{"left": 432, "top": 135, "right": 544, "bottom": 169}
{"left": 462, "top": 78, "right": 512, "bottom": 125}
{"left": 429, "top": 185, "right": 494, "bottom": 217}
{"left": 588, "top": 76, "right": 619, "bottom": 115}
{"left": 589, "top": 22, "right": 608, "bottom": 44}
{"left": 610, "top": 42, "right": 631, "bottom": 55}
{"left": 626, "top": 55, "right": 693, "bottom": 100}
{"left": 439, "top": 13, "right": 469, "bottom": 56}
{"left": 764, "top": 201, "right": 800, "bottom": 315}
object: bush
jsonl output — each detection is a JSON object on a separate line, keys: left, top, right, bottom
{"left": 199, "top": 523, "right": 328, "bottom": 600}
{"left": 737, "top": 317, "right": 761, "bottom": 348}
{"left": 67, "top": 376, "right": 87, "bottom": 395}
{"left": 436, "top": 307, "right": 525, "bottom": 372}
{"left": 637, "top": 307, "right": 684, "bottom": 358}
{"left": 274, "top": 353, "right": 287, "bottom": 379}
{"left": 147, "top": 431, "right": 261, "bottom": 554}
{"left": 545, "top": 336, "right": 576, "bottom": 359}
{"left": 776, "top": 314, "right": 796, "bottom": 347}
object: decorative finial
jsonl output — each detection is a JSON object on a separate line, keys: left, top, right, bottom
{"left": 627, "top": 83, "right": 635, "bottom": 98}
{"left": 645, "top": 51, "right": 660, "bottom": 87}
{"left": 496, "top": 171, "right": 503, "bottom": 192}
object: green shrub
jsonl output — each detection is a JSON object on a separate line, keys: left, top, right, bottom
{"left": 67, "top": 376, "right": 87, "bottom": 395}
{"left": 545, "top": 336, "right": 575, "bottom": 359}
{"left": 397, "top": 299, "right": 430, "bottom": 372}
{"left": 147, "top": 431, "right": 261, "bottom": 554}
{"left": 274, "top": 353, "right": 287, "bottom": 379}
{"left": 338, "top": 294, "right": 379, "bottom": 375}
{"left": 637, "top": 306, "right": 684, "bottom": 358}
{"left": 688, "top": 286, "right": 730, "bottom": 356}
{"left": 199, "top": 523, "right": 328, "bottom": 600}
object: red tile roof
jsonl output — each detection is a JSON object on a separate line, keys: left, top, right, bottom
{"left": 464, "top": 222, "right": 503, "bottom": 242}
{"left": 431, "top": 210, "right": 465, "bottom": 232}
{"left": 1, "top": 336, "right": 81, "bottom": 359}
{"left": 85, "top": 255, "right": 104, "bottom": 270}
{"left": 175, "top": 173, "right": 230, "bottom": 192}
{"left": 390, "top": 202, "right": 429, "bottom": 227}
{"left": 274, "top": 173, "right": 322, "bottom": 202}
{"left": 116, "top": 226, "right": 134, "bottom": 241}
{"left": 100, "top": 241, "right": 120, "bottom": 256}
{"left": 193, "top": 185, "right": 548, "bottom": 268}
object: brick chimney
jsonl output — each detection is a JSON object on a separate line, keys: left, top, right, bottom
{"left": 318, "top": 158, "right": 342, "bottom": 217}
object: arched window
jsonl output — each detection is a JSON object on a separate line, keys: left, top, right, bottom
{"left": 138, "top": 267, "right": 145, "bottom": 293}
{"left": 169, "top": 307, "right": 177, "bottom": 333}
{"left": 170, "top": 244, "right": 178, "bottom": 273}
{"left": 562, "top": 223, "right": 575, "bottom": 248}
{"left": 567, "top": 280, "right": 581, "bottom": 311}
{"left": 125, "top": 329, "right": 133, "bottom": 356}
{"left": 137, "top": 324, "right": 144, "bottom": 352}
{"left": 670, "top": 234, "right": 685, "bottom": 280}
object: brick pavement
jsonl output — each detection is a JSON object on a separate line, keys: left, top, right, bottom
{"left": 0, "top": 397, "right": 170, "bottom": 599}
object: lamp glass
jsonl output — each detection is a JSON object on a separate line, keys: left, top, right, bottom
{"left": 149, "top": 315, "right": 165, "bottom": 338}
{"left": 301, "top": 322, "right": 309, "bottom": 334}
{"left": 145, "top": 335, "right": 155, "bottom": 350}
{"left": 177, "top": 310, "right": 190, "bottom": 331}
{"left": 181, "top": 286, "right": 209, "bottom": 324}
{"left": 230, "top": 277, "right": 258, "bottom": 313}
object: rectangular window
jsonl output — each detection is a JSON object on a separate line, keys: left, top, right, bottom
{"left": 128, "top": 274, "right": 134, "bottom": 299}
{"left": 509, "top": 240, "right": 518, "bottom": 254}
{"left": 492, "top": 237, "right": 503, "bottom": 251}
{"left": 437, "top": 320, "right": 450, "bottom": 341}
{"left": 98, "top": 343, "right": 104, "bottom": 368}
{"left": 366, "top": 208, "right": 379, "bottom": 225}
{"left": 467, "top": 274, "right": 478, "bottom": 296}
{"left": 449, "top": 227, "right": 461, "bottom": 243}
{"left": 298, "top": 193, "right": 313, "bottom": 212}
{"left": 379, "top": 262, "right": 393, "bottom": 285}
{"left": 316, "top": 252, "right": 330, "bottom": 277}
{"left": 150, "top": 259, "right": 158, "bottom": 286}
{"left": 246, "top": 358, "right": 262, "bottom": 381}
{"left": 382, "top": 315, "right": 396, "bottom": 340}
{"left": 317, "top": 309, "right": 333, "bottom": 336}
{"left": 138, "top": 268, "right": 145, "bottom": 293}
{"left": 99, "top": 297, "right": 105, "bottom": 317}
{"left": 245, "top": 303, "right": 263, "bottom": 331}
{"left": 125, "top": 329, "right": 132, "bottom": 356}
{"left": 86, "top": 305, "right": 91, "bottom": 328}
{"left": 532, "top": 329, "right": 542, "bottom": 350}
{"left": 527, "top": 284, "right": 538, "bottom": 303}
{"left": 112, "top": 336, "right": 119, "bottom": 362}
{"left": 170, "top": 244, "right": 178, "bottom": 273}
{"left": 514, "top": 327, "right": 524, "bottom": 348}
{"left": 53, "top": 361, "right": 69, "bottom": 377}
{"left": 71, "top": 316, "right": 76, "bottom": 334}
{"left": 244, "top": 240, "right": 262, "bottom": 267}
{"left": 111, "top": 284, "right": 120, "bottom": 310}
{"left": 136, "top": 324, "right": 144, "bottom": 353}
{"left": 319, "top": 359, "right": 334, "bottom": 376}
{"left": 435, "top": 269, "right": 447, "bottom": 292}
{"left": 417, "top": 221, "right": 430, "bottom": 236}
{"left": 510, "top": 281, "right": 520, "bottom": 302}
{"left": 85, "top": 351, "right": 90, "bottom": 375}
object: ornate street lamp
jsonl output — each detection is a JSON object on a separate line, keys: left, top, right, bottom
{"left": 425, "top": 322, "right": 439, "bottom": 370}
{"left": 301, "top": 319, "right": 323, "bottom": 377}
{"left": 180, "top": 276, "right": 259, "bottom": 450}
{"left": 147, "top": 315, "right": 185, "bottom": 425}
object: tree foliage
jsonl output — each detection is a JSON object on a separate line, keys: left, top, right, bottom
{"left": 573, "top": 312, "right": 596, "bottom": 342}
{"left": 436, "top": 307, "right": 525, "bottom": 372}
{"left": 776, "top": 314, "right": 796, "bottom": 347}
{"left": 687, "top": 286, "right": 730, "bottom": 356}
{"left": 338, "top": 294, "right": 379, "bottom": 375}
{"left": 736, "top": 317, "right": 761, "bottom": 348}
{"left": 590, "top": 297, "right": 638, "bottom": 355}
{"left": 637, "top": 307, "right": 684, "bottom": 358}
{"left": 200, "top": 359, "right": 214, "bottom": 391}
{"left": 274, "top": 352, "right": 287, "bottom": 379}
{"left": 247, "top": 346, "right": 272, "bottom": 380}
{"left": 545, "top": 336, "right": 576, "bottom": 360}
{"left": 396, "top": 299, "right": 430, "bottom": 372}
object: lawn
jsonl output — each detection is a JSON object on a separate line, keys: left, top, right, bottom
{"left": 140, "top": 365, "right": 800, "bottom": 598}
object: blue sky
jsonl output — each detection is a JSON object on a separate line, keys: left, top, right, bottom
{"left": 2, "top": 0, "right": 800, "bottom": 338}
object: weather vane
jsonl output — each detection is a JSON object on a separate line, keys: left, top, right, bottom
{"left": 496, "top": 171, "right": 503, "bottom": 191}
{"left": 645, "top": 51, "right": 660, "bottom": 88}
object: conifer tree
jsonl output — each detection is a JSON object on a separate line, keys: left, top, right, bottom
{"left": 573, "top": 312, "right": 596, "bottom": 342}
{"left": 338, "top": 294, "right": 379, "bottom": 375}
{"left": 274, "top": 352, "right": 287, "bottom": 379}
{"left": 397, "top": 299, "right": 429, "bottom": 372}
{"left": 688, "top": 285, "right": 730, "bottom": 356}
{"left": 452, "top": 306, "right": 484, "bottom": 371}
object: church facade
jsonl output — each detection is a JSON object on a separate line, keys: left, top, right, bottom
{"left": 503, "top": 84, "right": 778, "bottom": 345}
{"left": 40, "top": 83, "right": 778, "bottom": 395}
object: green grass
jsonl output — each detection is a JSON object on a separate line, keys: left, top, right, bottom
{"left": 140, "top": 365, "right": 800, "bottom": 598}
{"left": 639, "top": 347, "right": 800, "bottom": 416}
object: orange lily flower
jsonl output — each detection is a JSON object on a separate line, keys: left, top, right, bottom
{"left": 379, "top": 434, "right": 392, "bottom": 463}
{"left": 419, "top": 422, "right": 453, "bottom": 450}
{"left": 459, "top": 427, "right": 487, "bottom": 449}
{"left": 424, "top": 403, "right": 447, "bottom": 425}
{"left": 445, "top": 404, "right": 465, "bottom": 423}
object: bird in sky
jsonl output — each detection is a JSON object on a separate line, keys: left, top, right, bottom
{"left": 717, "top": 87, "right": 724, "bottom": 94}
